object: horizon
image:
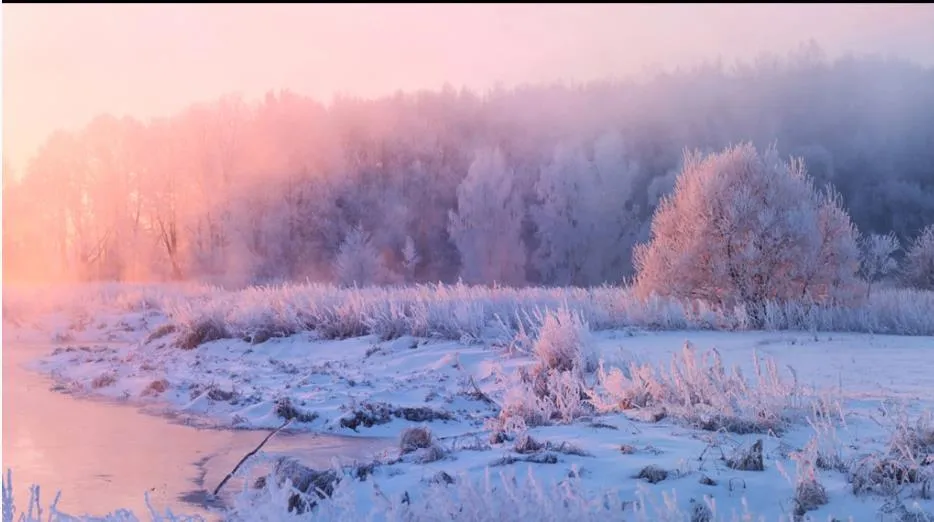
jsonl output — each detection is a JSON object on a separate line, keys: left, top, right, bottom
{"left": 4, "top": 4, "right": 934, "bottom": 176}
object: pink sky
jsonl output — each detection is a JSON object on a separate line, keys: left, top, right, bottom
{"left": 3, "top": 4, "right": 934, "bottom": 176}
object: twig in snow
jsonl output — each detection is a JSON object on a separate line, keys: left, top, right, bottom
{"left": 437, "top": 429, "right": 493, "bottom": 441}
{"left": 212, "top": 418, "right": 292, "bottom": 496}
{"left": 468, "top": 375, "right": 501, "bottom": 410}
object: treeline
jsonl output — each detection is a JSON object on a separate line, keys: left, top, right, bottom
{"left": 3, "top": 43, "right": 934, "bottom": 287}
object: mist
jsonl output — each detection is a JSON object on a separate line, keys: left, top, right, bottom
{"left": 3, "top": 4, "right": 934, "bottom": 287}
{"left": 5, "top": 4, "right": 934, "bottom": 174}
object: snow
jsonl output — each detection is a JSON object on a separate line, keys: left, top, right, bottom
{"left": 4, "top": 285, "right": 934, "bottom": 521}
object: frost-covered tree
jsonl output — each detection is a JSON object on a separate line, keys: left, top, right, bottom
{"left": 590, "top": 130, "right": 644, "bottom": 282}
{"left": 401, "top": 235, "right": 420, "bottom": 282}
{"left": 903, "top": 225, "right": 934, "bottom": 290}
{"left": 858, "top": 232, "right": 900, "bottom": 297}
{"left": 808, "top": 186, "right": 862, "bottom": 304}
{"left": 448, "top": 148, "right": 527, "bottom": 285}
{"left": 532, "top": 132, "right": 642, "bottom": 286}
{"left": 646, "top": 170, "right": 678, "bottom": 208}
{"left": 7, "top": 48, "right": 934, "bottom": 285}
{"left": 532, "top": 142, "right": 595, "bottom": 286}
{"left": 333, "top": 225, "right": 393, "bottom": 287}
{"left": 633, "top": 143, "right": 861, "bottom": 316}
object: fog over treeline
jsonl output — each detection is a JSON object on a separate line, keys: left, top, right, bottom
{"left": 4, "top": 43, "right": 934, "bottom": 287}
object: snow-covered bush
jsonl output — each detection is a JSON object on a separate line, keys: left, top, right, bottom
{"left": 494, "top": 307, "right": 598, "bottom": 431}
{"left": 588, "top": 342, "right": 811, "bottom": 434}
{"left": 789, "top": 439, "right": 829, "bottom": 517}
{"left": 496, "top": 367, "right": 592, "bottom": 431}
{"left": 849, "top": 406, "right": 934, "bottom": 498}
{"left": 531, "top": 306, "right": 596, "bottom": 374}
{"left": 171, "top": 302, "right": 231, "bottom": 349}
{"left": 497, "top": 378, "right": 557, "bottom": 430}
{"left": 633, "top": 143, "right": 862, "bottom": 321}
{"left": 903, "top": 224, "right": 934, "bottom": 290}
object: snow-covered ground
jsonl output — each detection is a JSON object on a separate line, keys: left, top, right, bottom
{"left": 4, "top": 283, "right": 934, "bottom": 521}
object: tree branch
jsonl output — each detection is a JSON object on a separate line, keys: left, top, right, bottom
{"left": 212, "top": 418, "right": 293, "bottom": 497}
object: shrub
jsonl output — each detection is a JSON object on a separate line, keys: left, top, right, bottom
{"left": 175, "top": 317, "right": 229, "bottom": 349}
{"left": 497, "top": 376, "right": 556, "bottom": 431}
{"left": 636, "top": 465, "right": 669, "bottom": 484}
{"left": 400, "top": 426, "right": 434, "bottom": 454}
{"left": 91, "top": 372, "right": 118, "bottom": 389}
{"left": 588, "top": 342, "right": 809, "bottom": 434}
{"left": 727, "top": 439, "right": 765, "bottom": 471}
{"left": 172, "top": 303, "right": 231, "bottom": 349}
{"left": 791, "top": 439, "right": 829, "bottom": 517}
{"left": 850, "top": 406, "right": 934, "bottom": 497}
{"left": 141, "top": 379, "right": 170, "bottom": 397}
{"left": 532, "top": 306, "right": 596, "bottom": 374}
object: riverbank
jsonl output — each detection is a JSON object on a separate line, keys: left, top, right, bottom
{"left": 5, "top": 284, "right": 934, "bottom": 520}
{"left": 27, "top": 333, "right": 934, "bottom": 519}
{"left": 2, "top": 341, "right": 391, "bottom": 520}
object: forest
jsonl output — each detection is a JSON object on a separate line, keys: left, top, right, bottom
{"left": 4, "top": 43, "right": 934, "bottom": 289}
